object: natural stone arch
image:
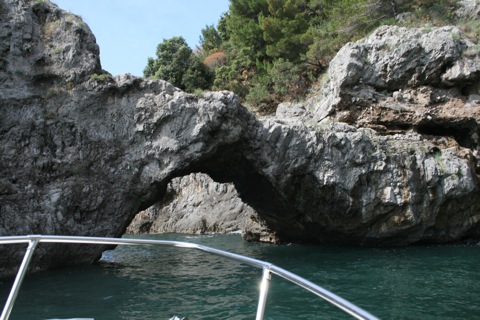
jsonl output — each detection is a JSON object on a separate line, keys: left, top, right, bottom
{"left": 2, "top": 0, "right": 480, "bottom": 278}
{"left": 180, "top": 145, "right": 298, "bottom": 236}
{"left": 122, "top": 130, "right": 300, "bottom": 244}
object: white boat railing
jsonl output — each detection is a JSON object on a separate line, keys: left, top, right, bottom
{"left": 0, "top": 235, "right": 379, "bottom": 320}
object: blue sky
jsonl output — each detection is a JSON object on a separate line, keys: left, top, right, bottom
{"left": 53, "top": 0, "right": 230, "bottom": 76}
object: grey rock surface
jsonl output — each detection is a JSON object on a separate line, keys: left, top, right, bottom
{"left": 1, "top": 0, "right": 480, "bottom": 276}
{"left": 126, "top": 173, "right": 275, "bottom": 242}
{"left": 456, "top": 0, "right": 480, "bottom": 20}
{"left": 313, "top": 25, "right": 480, "bottom": 157}
{"left": 315, "top": 25, "right": 471, "bottom": 116}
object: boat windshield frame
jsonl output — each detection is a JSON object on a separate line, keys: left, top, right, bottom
{"left": 0, "top": 235, "right": 379, "bottom": 320}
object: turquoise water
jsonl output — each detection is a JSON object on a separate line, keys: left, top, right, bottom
{"left": 1, "top": 233, "right": 479, "bottom": 319}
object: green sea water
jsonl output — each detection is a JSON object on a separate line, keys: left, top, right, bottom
{"left": 1, "top": 233, "right": 479, "bottom": 319}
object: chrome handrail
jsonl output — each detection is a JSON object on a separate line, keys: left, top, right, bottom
{"left": 0, "top": 235, "right": 379, "bottom": 320}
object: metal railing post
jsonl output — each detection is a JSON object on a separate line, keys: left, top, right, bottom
{"left": 0, "top": 235, "right": 379, "bottom": 320}
{"left": 255, "top": 266, "right": 271, "bottom": 320}
{"left": 1, "top": 239, "right": 39, "bottom": 320}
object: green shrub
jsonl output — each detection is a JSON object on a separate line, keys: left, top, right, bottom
{"left": 91, "top": 72, "right": 113, "bottom": 83}
{"left": 458, "top": 19, "right": 480, "bottom": 44}
{"left": 245, "top": 82, "right": 271, "bottom": 109}
{"left": 192, "top": 88, "right": 205, "bottom": 97}
{"left": 145, "top": 36, "right": 213, "bottom": 92}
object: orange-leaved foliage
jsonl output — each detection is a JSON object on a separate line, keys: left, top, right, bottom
{"left": 203, "top": 51, "right": 228, "bottom": 70}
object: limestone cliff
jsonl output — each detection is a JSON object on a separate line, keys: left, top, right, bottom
{"left": 314, "top": 25, "right": 480, "bottom": 156}
{"left": 126, "top": 173, "right": 274, "bottom": 242}
{"left": 1, "top": 0, "right": 480, "bottom": 276}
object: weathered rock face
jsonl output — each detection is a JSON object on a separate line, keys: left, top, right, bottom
{"left": 1, "top": 0, "right": 480, "bottom": 276}
{"left": 126, "top": 173, "right": 275, "bottom": 242}
{"left": 314, "top": 25, "right": 480, "bottom": 157}
{"left": 457, "top": 0, "right": 480, "bottom": 20}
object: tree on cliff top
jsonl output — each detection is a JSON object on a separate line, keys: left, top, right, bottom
{"left": 143, "top": 0, "right": 462, "bottom": 113}
{"left": 199, "top": 24, "right": 223, "bottom": 53}
{"left": 144, "top": 36, "right": 213, "bottom": 92}
{"left": 212, "top": 0, "right": 460, "bottom": 113}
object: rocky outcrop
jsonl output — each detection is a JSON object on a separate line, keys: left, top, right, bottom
{"left": 456, "top": 0, "right": 480, "bottom": 20}
{"left": 313, "top": 25, "right": 480, "bottom": 157}
{"left": 1, "top": 0, "right": 480, "bottom": 276}
{"left": 126, "top": 173, "right": 275, "bottom": 242}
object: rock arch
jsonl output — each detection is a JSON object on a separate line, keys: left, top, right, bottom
{"left": 2, "top": 0, "right": 480, "bottom": 277}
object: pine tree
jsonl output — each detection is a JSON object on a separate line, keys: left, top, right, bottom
{"left": 144, "top": 36, "right": 213, "bottom": 92}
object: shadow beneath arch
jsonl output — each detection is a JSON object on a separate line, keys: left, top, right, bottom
{"left": 147, "top": 143, "right": 303, "bottom": 243}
